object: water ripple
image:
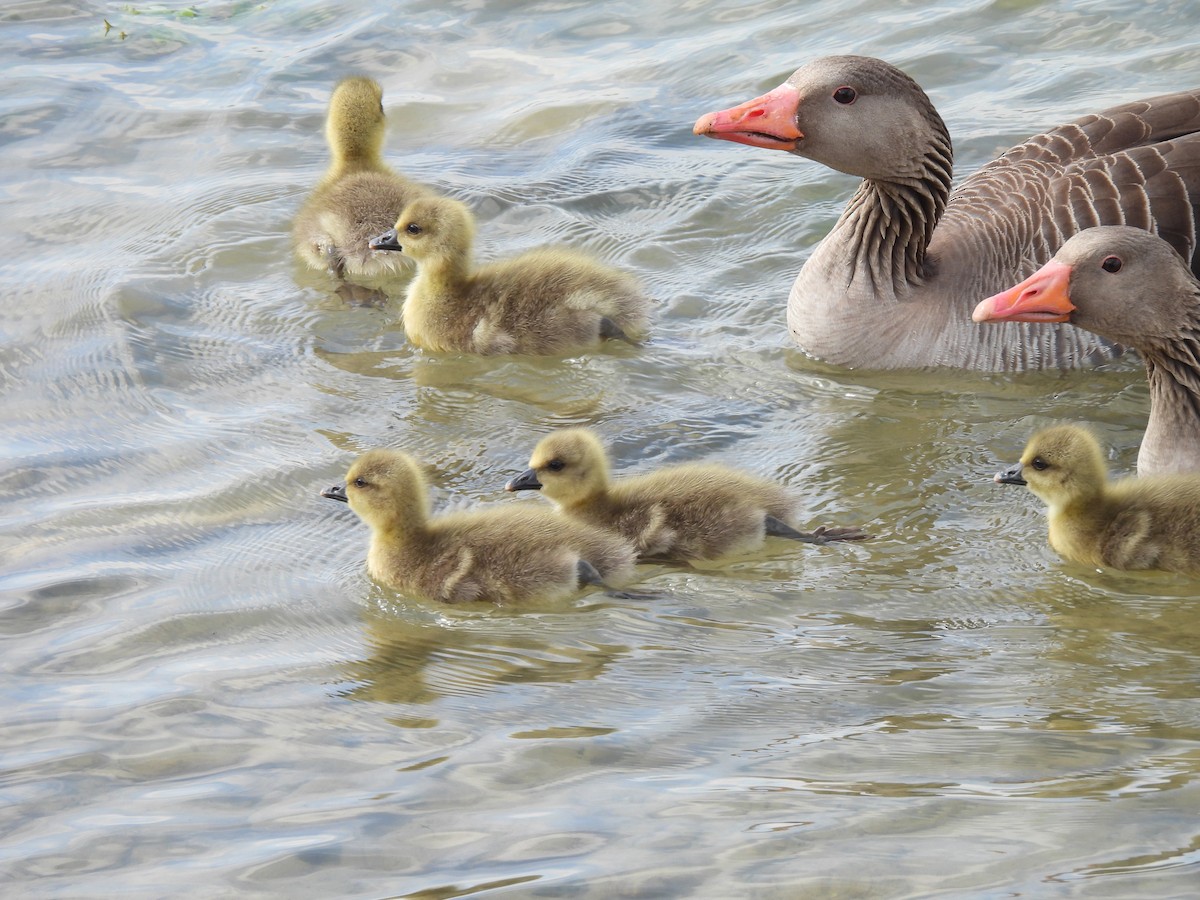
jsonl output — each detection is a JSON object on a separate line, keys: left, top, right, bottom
{"left": 5, "top": 1, "right": 1200, "bottom": 896}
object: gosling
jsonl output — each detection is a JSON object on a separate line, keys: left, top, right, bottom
{"left": 995, "top": 424, "right": 1200, "bottom": 575}
{"left": 368, "top": 197, "right": 650, "bottom": 354}
{"left": 505, "top": 428, "right": 868, "bottom": 560}
{"left": 322, "top": 449, "right": 638, "bottom": 602}
{"left": 293, "top": 77, "right": 433, "bottom": 289}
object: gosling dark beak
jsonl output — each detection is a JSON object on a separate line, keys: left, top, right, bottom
{"left": 368, "top": 229, "right": 402, "bottom": 252}
{"left": 505, "top": 468, "right": 543, "bottom": 492}
{"left": 994, "top": 463, "right": 1026, "bottom": 486}
{"left": 322, "top": 484, "right": 349, "bottom": 502}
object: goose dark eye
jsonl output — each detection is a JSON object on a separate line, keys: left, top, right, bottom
{"left": 833, "top": 86, "right": 857, "bottom": 105}
{"left": 1031, "top": 457, "right": 1049, "bottom": 471}
{"left": 1101, "top": 255, "right": 1122, "bottom": 273}
{"left": 547, "top": 459, "right": 565, "bottom": 472}
{"left": 354, "top": 477, "right": 369, "bottom": 487}
{"left": 405, "top": 222, "right": 422, "bottom": 236}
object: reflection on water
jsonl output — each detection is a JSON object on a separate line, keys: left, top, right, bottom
{"left": 3, "top": 0, "right": 1200, "bottom": 896}
{"left": 344, "top": 597, "right": 633, "bottom": 707}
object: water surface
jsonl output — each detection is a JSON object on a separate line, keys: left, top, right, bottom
{"left": 3, "top": 0, "right": 1200, "bottom": 896}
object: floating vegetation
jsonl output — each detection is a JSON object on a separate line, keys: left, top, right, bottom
{"left": 102, "top": 18, "right": 128, "bottom": 40}
{"left": 121, "top": 5, "right": 200, "bottom": 17}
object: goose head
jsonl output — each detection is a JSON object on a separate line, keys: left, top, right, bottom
{"left": 506, "top": 429, "right": 610, "bottom": 506}
{"left": 973, "top": 225, "right": 1199, "bottom": 349}
{"left": 995, "top": 424, "right": 1109, "bottom": 509}
{"left": 323, "top": 449, "right": 430, "bottom": 533}
{"left": 694, "top": 54, "right": 951, "bottom": 183}
{"left": 325, "top": 76, "right": 387, "bottom": 169}
{"left": 368, "top": 196, "right": 474, "bottom": 265}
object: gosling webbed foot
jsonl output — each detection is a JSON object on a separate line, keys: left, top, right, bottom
{"left": 576, "top": 559, "right": 660, "bottom": 601}
{"left": 576, "top": 559, "right": 610, "bottom": 587}
{"left": 599, "top": 316, "right": 637, "bottom": 344}
{"left": 604, "top": 589, "right": 663, "bottom": 601}
{"left": 765, "top": 517, "right": 872, "bottom": 544}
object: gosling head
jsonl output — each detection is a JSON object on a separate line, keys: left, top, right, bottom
{"left": 506, "top": 429, "right": 610, "bottom": 506}
{"left": 325, "top": 76, "right": 387, "bottom": 167}
{"left": 973, "top": 225, "right": 1197, "bottom": 348}
{"left": 994, "top": 424, "right": 1109, "bottom": 508}
{"left": 322, "top": 449, "right": 430, "bottom": 532}
{"left": 368, "top": 197, "right": 474, "bottom": 262}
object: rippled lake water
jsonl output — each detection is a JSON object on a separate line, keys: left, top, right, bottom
{"left": 4, "top": 0, "right": 1200, "bottom": 896}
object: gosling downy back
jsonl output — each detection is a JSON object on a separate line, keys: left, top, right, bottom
{"left": 293, "top": 77, "right": 433, "bottom": 284}
{"left": 506, "top": 428, "right": 867, "bottom": 559}
{"left": 369, "top": 196, "right": 650, "bottom": 354}
{"left": 995, "top": 423, "right": 1200, "bottom": 575}
{"left": 322, "top": 448, "right": 637, "bottom": 602}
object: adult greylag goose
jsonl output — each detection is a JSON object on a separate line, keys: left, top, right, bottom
{"left": 995, "top": 424, "right": 1200, "bottom": 575}
{"left": 369, "top": 197, "right": 650, "bottom": 355}
{"left": 322, "top": 449, "right": 638, "bottom": 603}
{"left": 694, "top": 55, "right": 1200, "bottom": 370}
{"left": 974, "top": 226, "right": 1200, "bottom": 475}
{"left": 293, "top": 77, "right": 434, "bottom": 294}
{"left": 505, "top": 428, "right": 868, "bottom": 560}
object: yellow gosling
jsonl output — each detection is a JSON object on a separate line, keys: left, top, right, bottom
{"left": 995, "top": 423, "right": 1200, "bottom": 575}
{"left": 293, "top": 77, "right": 433, "bottom": 286}
{"left": 368, "top": 197, "right": 650, "bottom": 354}
{"left": 506, "top": 428, "right": 868, "bottom": 560}
{"left": 322, "top": 449, "right": 638, "bottom": 602}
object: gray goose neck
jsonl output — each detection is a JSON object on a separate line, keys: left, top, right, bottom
{"left": 837, "top": 127, "right": 953, "bottom": 294}
{"left": 1144, "top": 328, "right": 1200, "bottom": 420}
{"left": 1137, "top": 303, "right": 1200, "bottom": 473}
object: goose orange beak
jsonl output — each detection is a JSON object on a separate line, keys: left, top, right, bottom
{"left": 693, "top": 83, "right": 803, "bottom": 151}
{"left": 972, "top": 260, "right": 1076, "bottom": 323}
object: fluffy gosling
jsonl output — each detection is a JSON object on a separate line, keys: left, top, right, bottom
{"left": 506, "top": 428, "right": 868, "bottom": 560}
{"left": 322, "top": 449, "right": 637, "bottom": 602}
{"left": 995, "top": 423, "right": 1200, "bottom": 575}
{"left": 293, "top": 77, "right": 433, "bottom": 289}
{"left": 368, "top": 196, "right": 650, "bottom": 354}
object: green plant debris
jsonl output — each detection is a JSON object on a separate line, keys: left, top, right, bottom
{"left": 120, "top": 5, "right": 200, "bottom": 18}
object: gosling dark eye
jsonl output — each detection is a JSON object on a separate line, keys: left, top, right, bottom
{"left": 405, "top": 222, "right": 422, "bottom": 236}
{"left": 546, "top": 459, "right": 565, "bottom": 472}
{"left": 832, "top": 86, "right": 857, "bottom": 105}
{"left": 1101, "top": 255, "right": 1122, "bottom": 273}
{"left": 354, "top": 477, "right": 369, "bottom": 487}
{"left": 1031, "top": 457, "right": 1049, "bottom": 471}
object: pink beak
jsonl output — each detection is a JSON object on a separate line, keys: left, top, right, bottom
{"left": 972, "top": 260, "right": 1076, "bottom": 323}
{"left": 693, "top": 82, "right": 803, "bottom": 151}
